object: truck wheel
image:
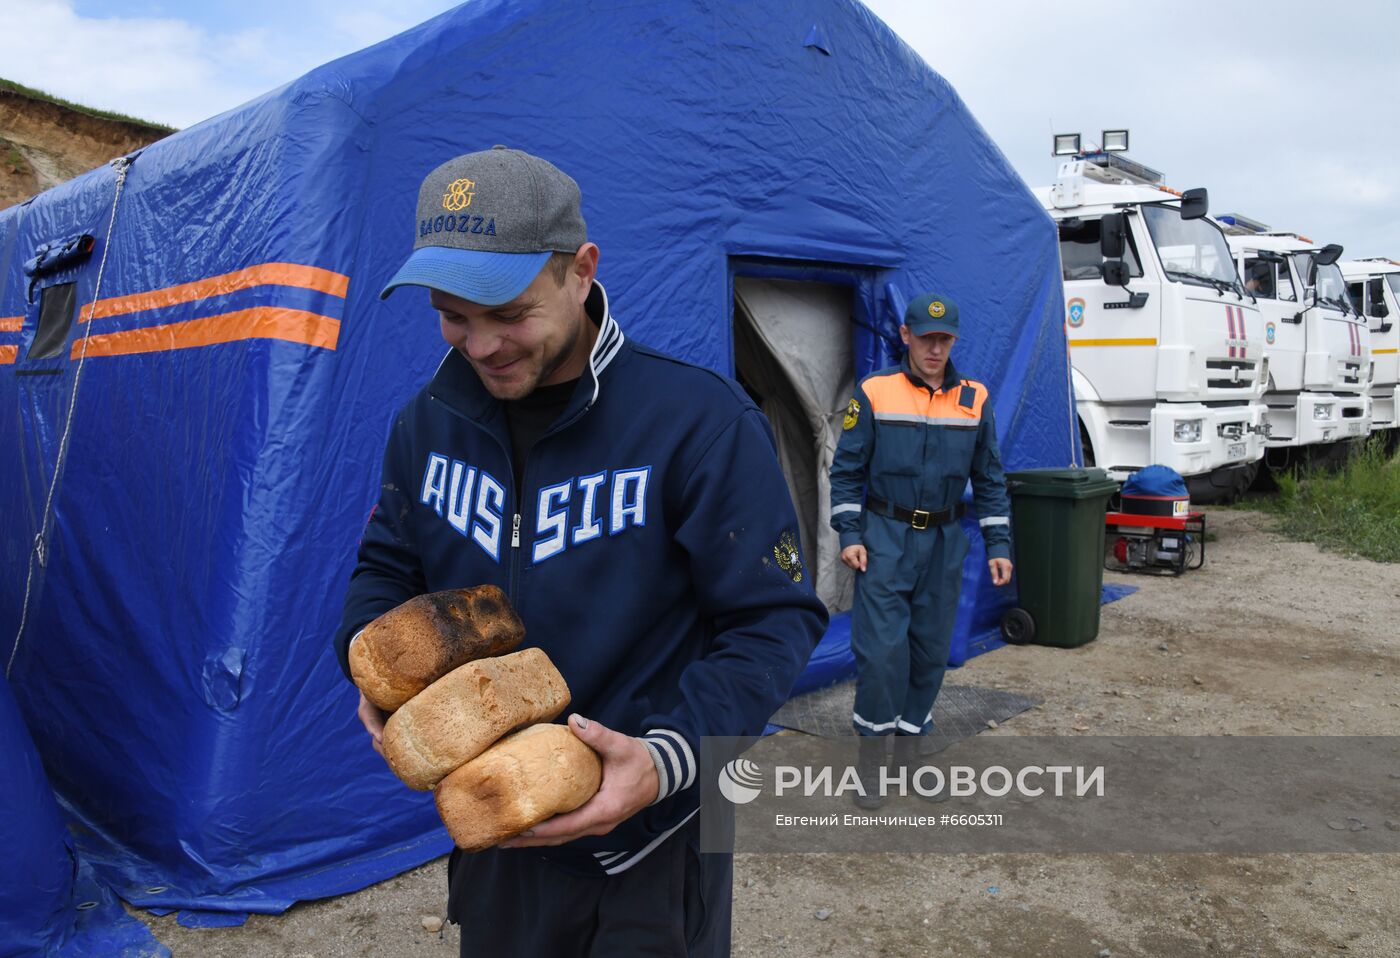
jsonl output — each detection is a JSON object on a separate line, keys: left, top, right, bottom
{"left": 1000, "top": 608, "right": 1035, "bottom": 645}
{"left": 1079, "top": 422, "right": 1096, "bottom": 468}
{"left": 1227, "top": 460, "right": 1260, "bottom": 502}
{"left": 1186, "top": 459, "right": 1258, "bottom": 505}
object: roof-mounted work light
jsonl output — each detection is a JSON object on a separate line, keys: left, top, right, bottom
{"left": 1102, "top": 129, "right": 1130, "bottom": 153}
{"left": 1053, "top": 133, "right": 1081, "bottom": 156}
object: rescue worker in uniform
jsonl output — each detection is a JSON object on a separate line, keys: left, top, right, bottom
{"left": 829, "top": 292, "right": 1013, "bottom": 806}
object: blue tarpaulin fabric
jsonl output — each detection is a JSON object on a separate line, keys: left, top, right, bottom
{"left": 0, "top": 674, "right": 169, "bottom": 958}
{"left": 1122, "top": 464, "right": 1188, "bottom": 499}
{"left": 0, "top": 0, "right": 1070, "bottom": 913}
{"left": 0, "top": 671, "right": 72, "bottom": 957}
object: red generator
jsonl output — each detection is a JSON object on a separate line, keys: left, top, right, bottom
{"left": 1103, "top": 465, "right": 1205, "bottom": 576}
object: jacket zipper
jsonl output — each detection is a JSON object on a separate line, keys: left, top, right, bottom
{"left": 430, "top": 378, "right": 598, "bottom": 614}
{"left": 508, "top": 511, "right": 523, "bottom": 610}
{"left": 429, "top": 395, "right": 528, "bottom": 609}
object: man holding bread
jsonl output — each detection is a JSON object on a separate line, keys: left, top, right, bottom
{"left": 334, "top": 146, "right": 827, "bottom": 956}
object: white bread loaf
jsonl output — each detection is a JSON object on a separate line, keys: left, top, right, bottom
{"left": 350, "top": 585, "right": 525, "bottom": 712}
{"left": 381, "top": 647, "right": 571, "bottom": 790}
{"left": 435, "top": 723, "right": 602, "bottom": 852}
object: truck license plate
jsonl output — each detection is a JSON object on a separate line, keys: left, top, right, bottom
{"left": 1227, "top": 442, "right": 1247, "bottom": 461}
{"left": 1347, "top": 421, "right": 1363, "bottom": 436}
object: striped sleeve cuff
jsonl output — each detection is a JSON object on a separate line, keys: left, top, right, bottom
{"left": 641, "top": 729, "right": 696, "bottom": 804}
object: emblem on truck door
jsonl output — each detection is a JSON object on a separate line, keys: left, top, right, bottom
{"left": 1067, "top": 297, "right": 1086, "bottom": 328}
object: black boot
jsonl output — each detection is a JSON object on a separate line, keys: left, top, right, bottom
{"left": 853, "top": 735, "right": 888, "bottom": 809}
{"left": 893, "top": 734, "right": 950, "bottom": 803}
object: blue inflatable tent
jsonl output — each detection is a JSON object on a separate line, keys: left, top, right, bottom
{"left": 0, "top": 0, "right": 1070, "bottom": 914}
{"left": 1, "top": 671, "right": 169, "bottom": 957}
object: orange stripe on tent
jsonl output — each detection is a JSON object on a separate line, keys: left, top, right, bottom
{"left": 0, "top": 316, "right": 23, "bottom": 332}
{"left": 70, "top": 307, "right": 340, "bottom": 359}
{"left": 0, "top": 345, "right": 17, "bottom": 364}
{"left": 79, "top": 263, "right": 350, "bottom": 322}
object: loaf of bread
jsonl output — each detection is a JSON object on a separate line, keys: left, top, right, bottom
{"left": 435, "top": 723, "right": 602, "bottom": 851}
{"left": 381, "top": 647, "right": 571, "bottom": 790}
{"left": 350, "top": 585, "right": 525, "bottom": 712}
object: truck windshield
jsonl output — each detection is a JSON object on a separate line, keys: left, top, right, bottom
{"left": 1293, "top": 254, "right": 1353, "bottom": 314}
{"left": 1384, "top": 273, "right": 1400, "bottom": 304}
{"left": 1142, "top": 206, "right": 1238, "bottom": 288}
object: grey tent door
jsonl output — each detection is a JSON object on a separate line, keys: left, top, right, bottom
{"left": 733, "top": 277, "right": 855, "bottom": 612}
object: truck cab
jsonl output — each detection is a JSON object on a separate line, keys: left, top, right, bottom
{"left": 1035, "top": 151, "right": 1267, "bottom": 502}
{"left": 1340, "top": 257, "right": 1399, "bottom": 444}
{"left": 1222, "top": 224, "right": 1372, "bottom": 460}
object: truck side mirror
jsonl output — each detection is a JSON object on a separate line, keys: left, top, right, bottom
{"left": 1179, "top": 188, "right": 1208, "bottom": 220}
{"left": 1315, "top": 244, "right": 1343, "bottom": 267}
{"left": 1101, "top": 260, "right": 1131, "bottom": 287}
{"left": 1373, "top": 301, "right": 1390, "bottom": 319}
{"left": 1099, "top": 213, "right": 1127, "bottom": 259}
{"left": 1304, "top": 287, "right": 1317, "bottom": 307}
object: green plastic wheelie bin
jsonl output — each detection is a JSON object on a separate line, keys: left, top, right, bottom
{"left": 1000, "top": 467, "right": 1119, "bottom": 648}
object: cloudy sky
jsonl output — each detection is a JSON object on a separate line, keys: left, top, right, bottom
{"left": 3, "top": 0, "right": 1397, "bottom": 257}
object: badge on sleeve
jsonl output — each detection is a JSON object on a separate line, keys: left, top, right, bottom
{"left": 843, "top": 397, "right": 860, "bottom": 431}
{"left": 773, "top": 530, "right": 804, "bottom": 583}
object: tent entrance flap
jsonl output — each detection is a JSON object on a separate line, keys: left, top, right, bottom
{"left": 732, "top": 277, "right": 855, "bottom": 613}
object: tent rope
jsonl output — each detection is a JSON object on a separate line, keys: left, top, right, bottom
{"left": 7, "top": 155, "right": 132, "bottom": 680}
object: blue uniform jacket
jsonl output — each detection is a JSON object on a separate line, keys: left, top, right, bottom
{"left": 335, "top": 283, "right": 827, "bottom": 874}
{"left": 829, "top": 356, "right": 1012, "bottom": 558}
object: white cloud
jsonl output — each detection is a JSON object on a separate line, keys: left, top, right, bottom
{"left": 862, "top": 0, "right": 1400, "bottom": 257}
{"left": 2, "top": 0, "right": 1396, "bottom": 256}
{"left": 0, "top": 0, "right": 456, "bottom": 128}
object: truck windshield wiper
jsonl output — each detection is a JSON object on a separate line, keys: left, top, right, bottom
{"left": 1164, "top": 269, "right": 1234, "bottom": 295}
{"left": 1163, "top": 268, "right": 1216, "bottom": 290}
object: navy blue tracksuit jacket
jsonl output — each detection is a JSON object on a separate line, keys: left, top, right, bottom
{"left": 335, "top": 282, "right": 827, "bottom": 873}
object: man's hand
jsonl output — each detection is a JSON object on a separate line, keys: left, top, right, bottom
{"left": 988, "top": 557, "right": 1012, "bottom": 587}
{"left": 498, "top": 714, "right": 659, "bottom": 848}
{"left": 357, "top": 692, "right": 389, "bottom": 756}
{"left": 840, "top": 543, "right": 868, "bottom": 573}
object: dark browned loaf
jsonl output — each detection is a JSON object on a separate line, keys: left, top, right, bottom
{"left": 349, "top": 585, "right": 525, "bottom": 711}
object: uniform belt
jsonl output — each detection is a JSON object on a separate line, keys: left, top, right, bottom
{"left": 865, "top": 497, "right": 966, "bottom": 530}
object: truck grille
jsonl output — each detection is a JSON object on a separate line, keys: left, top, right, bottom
{"left": 1206, "top": 359, "right": 1257, "bottom": 390}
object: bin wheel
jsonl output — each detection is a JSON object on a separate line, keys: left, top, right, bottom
{"left": 1001, "top": 608, "right": 1035, "bottom": 645}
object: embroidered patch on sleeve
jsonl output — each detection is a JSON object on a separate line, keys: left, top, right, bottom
{"left": 842, "top": 397, "right": 860, "bottom": 431}
{"left": 774, "top": 530, "right": 804, "bottom": 583}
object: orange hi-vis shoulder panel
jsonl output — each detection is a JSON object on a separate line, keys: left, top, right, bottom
{"left": 862, "top": 371, "right": 986, "bottom": 427}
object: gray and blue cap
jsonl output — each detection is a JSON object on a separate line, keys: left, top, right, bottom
{"left": 380, "top": 146, "right": 588, "bottom": 305}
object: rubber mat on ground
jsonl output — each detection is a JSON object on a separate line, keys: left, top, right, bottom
{"left": 767, "top": 681, "right": 1039, "bottom": 747}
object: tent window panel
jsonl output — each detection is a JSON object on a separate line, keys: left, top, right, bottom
{"left": 28, "top": 282, "right": 77, "bottom": 360}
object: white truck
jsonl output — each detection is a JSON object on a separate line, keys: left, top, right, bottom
{"left": 1219, "top": 220, "right": 1372, "bottom": 467}
{"left": 1036, "top": 148, "right": 1268, "bottom": 502}
{"left": 1340, "top": 257, "right": 1399, "bottom": 450}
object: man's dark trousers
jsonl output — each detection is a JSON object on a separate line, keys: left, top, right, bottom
{"left": 447, "top": 817, "right": 731, "bottom": 956}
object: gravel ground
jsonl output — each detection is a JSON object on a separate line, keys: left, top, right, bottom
{"left": 138, "top": 506, "right": 1400, "bottom": 956}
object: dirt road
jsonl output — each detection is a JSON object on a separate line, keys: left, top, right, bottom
{"left": 139, "top": 506, "right": 1400, "bottom": 956}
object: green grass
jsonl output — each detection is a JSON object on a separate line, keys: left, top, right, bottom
{"left": 0, "top": 78, "right": 176, "bottom": 132}
{"left": 1255, "top": 437, "right": 1400, "bottom": 562}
